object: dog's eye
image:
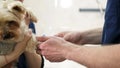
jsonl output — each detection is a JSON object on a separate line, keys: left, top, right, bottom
{"left": 7, "top": 21, "right": 19, "bottom": 29}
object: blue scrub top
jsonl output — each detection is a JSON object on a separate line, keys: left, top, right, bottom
{"left": 17, "top": 21, "right": 36, "bottom": 68}
{"left": 102, "top": 0, "right": 120, "bottom": 44}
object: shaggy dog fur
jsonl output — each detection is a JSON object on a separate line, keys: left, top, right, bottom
{"left": 0, "top": 1, "right": 44, "bottom": 68}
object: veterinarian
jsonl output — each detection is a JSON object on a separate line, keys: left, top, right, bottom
{"left": 37, "top": 0, "right": 120, "bottom": 68}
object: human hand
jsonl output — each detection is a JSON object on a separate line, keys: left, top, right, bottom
{"left": 55, "top": 31, "right": 86, "bottom": 45}
{"left": 0, "top": 30, "right": 32, "bottom": 67}
{"left": 56, "top": 28, "right": 102, "bottom": 45}
{"left": 36, "top": 36, "right": 69, "bottom": 62}
{"left": 6, "top": 30, "right": 32, "bottom": 63}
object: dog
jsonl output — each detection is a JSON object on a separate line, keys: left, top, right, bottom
{"left": 0, "top": 1, "right": 44, "bottom": 68}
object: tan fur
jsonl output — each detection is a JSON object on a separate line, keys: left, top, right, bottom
{"left": 0, "top": 1, "right": 38, "bottom": 68}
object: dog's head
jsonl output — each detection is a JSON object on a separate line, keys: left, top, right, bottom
{"left": 0, "top": 1, "right": 37, "bottom": 55}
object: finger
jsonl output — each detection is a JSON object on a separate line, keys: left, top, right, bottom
{"left": 39, "top": 42, "right": 47, "bottom": 50}
{"left": 36, "top": 36, "right": 50, "bottom": 42}
{"left": 63, "top": 35, "right": 70, "bottom": 41}
{"left": 55, "top": 33, "right": 65, "bottom": 37}
{"left": 36, "top": 49, "right": 41, "bottom": 54}
{"left": 55, "top": 31, "right": 69, "bottom": 37}
{"left": 16, "top": 30, "right": 32, "bottom": 48}
{"left": 10, "top": 30, "right": 32, "bottom": 57}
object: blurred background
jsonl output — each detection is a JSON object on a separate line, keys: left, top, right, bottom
{"left": 24, "top": 0, "right": 107, "bottom": 36}
{"left": 24, "top": 0, "right": 107, "bottom": 68}
{"left": 0, "top": 0, "right": 107, "bottom": 68}
{"left": 24, "top": 0, "right": 106, "bottom": 68}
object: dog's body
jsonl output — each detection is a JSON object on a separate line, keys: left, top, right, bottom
{"left": 0, "top": 1, "right": 43, "bottom": 68}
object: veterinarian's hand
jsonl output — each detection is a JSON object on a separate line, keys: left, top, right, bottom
{"left": 36, "top": 36, "right": 69, "bottom": 62}
{"left": 55, "top": 31, "right": 86, "bottom": 45}
{"left": 55, "top": 30, "right": 102, "bottom": 45}
{"left": 13, "top": 31, "right": 32, "bottom": 54}
{"left": 6, "top": 31, "right": 32, "bottom": 63}
{"left": 0, "top": 30, "right": 32, "bottom": 67}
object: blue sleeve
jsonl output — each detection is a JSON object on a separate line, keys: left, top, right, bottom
{"left": 29, "top": 21, "right": 36, "bottom": 34}
{"left": 102, "top": 0, "right": 120, "bottom": 44}
{"left": 17, "top": 53, "right": 27, "bottom": 68}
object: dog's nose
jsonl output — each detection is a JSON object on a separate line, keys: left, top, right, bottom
{"left": 3, "top": 32, "right": 14, "bottom": 40}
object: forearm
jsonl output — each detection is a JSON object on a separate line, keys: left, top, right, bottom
{"left": 0, "top": 43, "right": 26, "bottom": 67}
{"left": 81, "top": 28, "right": 102, "bottom": 44}
{"left": 63, "top": 43, "right": 120, "bottom": 68}
{"left": 0, "top": 52, "right": 23, "bottom": 67}
{"left": 24, "top": 51, "right": 42, "bottom": 68}
{"left": 0, "top": 31, "right": 31, "bottom": 67}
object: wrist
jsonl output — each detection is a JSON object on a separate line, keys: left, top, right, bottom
{"left": 63, "top": 43, "right": 84, "bottom": 62}
{"left": 4, "top": 54, "right": 16, "bottom": 64}
{"left": 81, "top": 28, "right": 102, "bottom": 44}
{"left": 61, "top": 42, "right": 78, "bottom": 60}
{"left": 4, "top": 55, "right": 8, "bottom": 64}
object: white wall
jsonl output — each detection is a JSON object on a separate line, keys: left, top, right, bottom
{"left": 24, "top": 0, "right": 106, "bottom": 36}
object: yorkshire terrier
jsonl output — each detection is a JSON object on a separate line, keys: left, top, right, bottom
{"left": 0, "top": 1, "right": 44, "bottom": 68}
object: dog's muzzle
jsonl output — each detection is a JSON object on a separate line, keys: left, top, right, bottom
{"left": 3, "top": 32, "right": 15, "bottom": 40}
{"left": 0, "top": 31, "right": 16, "bottom": 55}
{"left": 0, "top": 41, "right": 16, "bottom": 55}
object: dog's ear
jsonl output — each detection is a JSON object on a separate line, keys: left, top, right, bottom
{"left": 7, "top": 1, "right": 26, "bottom": 19}
{"left": 2, "top": 0, "right": 14, "bottom": 8}
{"left": 26, "top": 9, "right": 38, "bottom": 23}
{"left": 8, "top": 1, "right": 26, "bottom": 14}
